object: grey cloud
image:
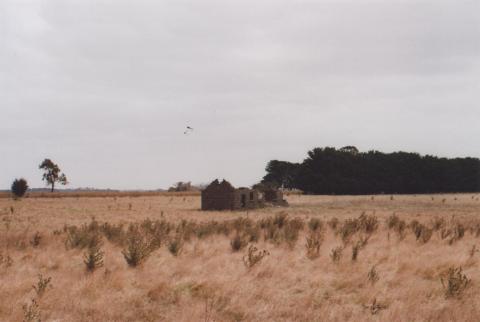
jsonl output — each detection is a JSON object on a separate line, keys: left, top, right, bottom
{"left": 1, "top": 0, "right": 479, "bottom": 189}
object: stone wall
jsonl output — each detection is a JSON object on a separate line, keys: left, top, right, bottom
{"left": 264, "top": 189, "right": 283, "bottom": 203}
{"left": 264, "top": 189, "right": 289, "bottom": 207}
{"left": 201, "top": 180, "right": 287, "bottom": 211}
{"left": 233, "top": 188, "right": 260, "bottom": 209}
{"left": 201, "top": 179, "right": 236, "bottom": 210}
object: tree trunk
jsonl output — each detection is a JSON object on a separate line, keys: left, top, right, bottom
{"left": 51, "top": 182, "right": 55, "bottom": 193}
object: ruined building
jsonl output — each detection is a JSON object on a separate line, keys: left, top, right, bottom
{"left": 263, "top": 188, "right": 289, "bottom": 207}
{"left": 201, "top": 179, "right": 287, "bottom": 211}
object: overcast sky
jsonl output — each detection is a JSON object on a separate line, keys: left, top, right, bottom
{"left": 1, "top": 0, "right": 479, "bottom": 190}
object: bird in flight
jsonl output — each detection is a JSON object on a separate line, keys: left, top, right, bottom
{"left": 184, "top": 126, "right": 194, "bottom": 135}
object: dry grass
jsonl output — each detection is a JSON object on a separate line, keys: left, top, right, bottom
{"left": 1, "top": 193, "right": 480, "bottom": 321}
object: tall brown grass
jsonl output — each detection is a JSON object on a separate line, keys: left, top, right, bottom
{"left": 1, "top": 193, "right": 480, "bottom": 321}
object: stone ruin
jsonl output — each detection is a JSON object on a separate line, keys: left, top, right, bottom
{"left": 201, "top": 179, "right": 288, "bottom": 211}
{"left": 263, "top": 187, "right": 289, "bottom": 207}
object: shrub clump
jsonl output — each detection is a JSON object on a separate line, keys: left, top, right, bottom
{"left": 358, "top": 213, "right": 379, "bottom": 234}
{"left": 65, "top": 219, "right": 101, "bottom": 250}
{"left": 364, "top": 298, "right": 388, "bottom": 315}
{"left": 448, "top": 224, "right": 465, "bottom": 245}
{"left": 261, "top": 214, "right": 303, "bottom": 247}
{"left": 11, "top": 178, "right": 28, "bottom": 199}
{"left": 243, "top": 245, "right": 269, "bottom": 269}
{"left": 167, "top": 234, "right": 184, "bottom": 257}
{"left": 410, "top": 220, "right": 433, "bottom": 244}
{"left": 339, "top": 218, "right": 359, "bottom": 242}
{"left": 30, "top": 232, "right": 42, "bottom": 248}
{"left": 32, "top": 274, "right": 52, "bottom": 297}
{"left": 368, "top": 266, "right": 379, "bottom": 285}
{"left": 122, "top": 226, "right": 154, "bottom": 267}
{"left": 432, "top": 217, "right": 446, "bottom": 231}
{"left": 0, "top": 253, "right": 13, "bottom": 268}
{"left": 141, "top": 218, "right": 172, "bottom": 248}
{"left": 308, "top": 218, "right": 323, "bottom": 232}
{"left": 22, "top": 299, "right": 41, "bottom": 322}
{"left": 83, "top": 235, "right": 104, "bottom": 272}
{"left": 284, "top": 218, "right": 303, "bottom": 248}
{"left": 100, "top": 222, "right": 126, "bottom": 246}
{"left": 330, "top": 246, "right": 343, "bottom": 263}
{"left": 305, "top": 230, "right": 324, "bottom": 260}
{"left": 230, "top": 234, "right": 247, "bottom": 252}
{"left": 338, "top": 213, "right": 378, "bottom": 244}
{"left": 327, "top": 217, "right": 339, "bottom": 231}
{"left": 352, "top": 243, "right": 360, "bottom": 261}
{"left": 441, "top": 267, "right": 470, "bottom": 298}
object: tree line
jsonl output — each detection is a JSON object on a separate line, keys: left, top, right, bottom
{"left": 262, "top": 146, "right": 480, "bottom": 195}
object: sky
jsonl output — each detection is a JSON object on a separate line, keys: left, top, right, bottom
{"left": 1, "top": 0, "right": 479, "bottom": 190}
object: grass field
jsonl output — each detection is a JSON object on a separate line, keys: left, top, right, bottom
{"left": 1, "top": 193, "right": 480, "bottom": 321}
{"left": 0, "top": 190, "right": 200, "bottom": 199}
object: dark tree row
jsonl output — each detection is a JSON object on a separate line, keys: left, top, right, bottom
{"left": 262, "top": 147, "right": 480, "bottom": 195}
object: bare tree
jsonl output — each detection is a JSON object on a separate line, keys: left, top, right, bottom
{"left": 39, "top": 159, "right": 68, "bottom": 192}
